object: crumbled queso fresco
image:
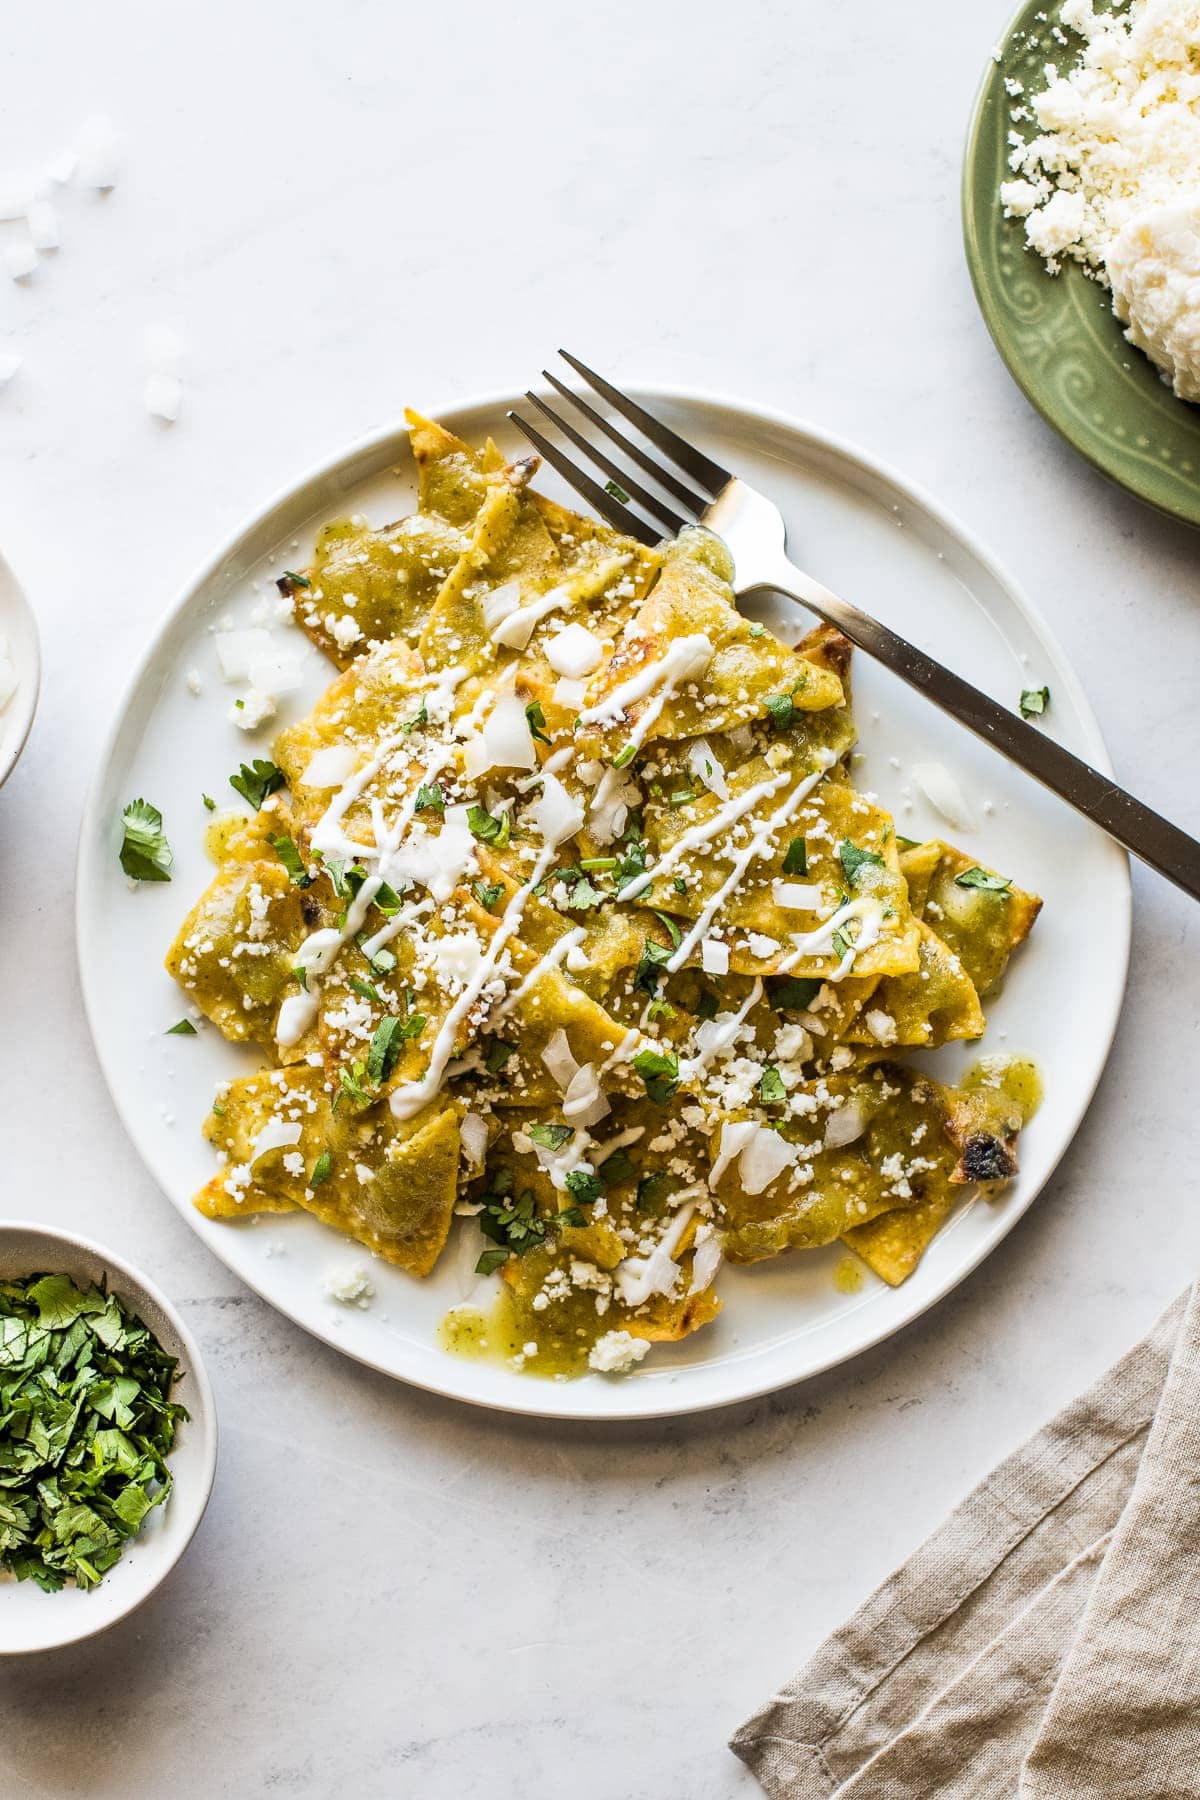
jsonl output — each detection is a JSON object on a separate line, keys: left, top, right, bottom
{"left": 1001, "top": 0, "right": 1200, "bottom": 399}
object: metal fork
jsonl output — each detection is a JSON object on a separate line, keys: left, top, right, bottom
{"left": 510, "top": 351, "right": 1200, "bottom": 902}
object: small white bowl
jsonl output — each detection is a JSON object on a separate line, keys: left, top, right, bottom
{"left": 0, "top": 553, "right": 39, "bottom": 790}
{"left": 0, "top": 1222, "right": 217, "bottom": 1654}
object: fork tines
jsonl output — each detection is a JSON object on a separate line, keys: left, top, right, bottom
{"left": 508, "top": 350, "right": 731, "bottom": 546}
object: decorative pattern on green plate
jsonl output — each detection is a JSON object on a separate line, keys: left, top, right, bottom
{"left": 962, "top": 0, "right": 1200, "bottom": 529}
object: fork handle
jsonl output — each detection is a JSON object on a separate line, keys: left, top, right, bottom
{"left": 759, "top": 555, "right": 1200, "bottom": 902}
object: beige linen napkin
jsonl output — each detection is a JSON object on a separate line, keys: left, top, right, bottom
{"left": 731, "top": 1285, "right": 1200, "bottom": 1800}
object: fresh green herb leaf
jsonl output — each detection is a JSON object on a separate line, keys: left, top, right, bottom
{"left": 696, "top": 987, "right": 721, "bottom": 1021}
{"left": 611, "top": 741, "right": 638, "bottom": 771}
{"left": 414, "top": 782, "right": 444, "bottom": 812}
{"left": 553, "top": 1205, "right": 586, "bottom": 1229}
{"left": 229, "top": 759, "right": 286, "bottom": 811}
{"left": 838, "top": 840, "right": 884, "bottom": 885}
{"left": 372, "top": 881, "right": 404, "bottom": 916}
{"left": 634, "top": 937, "right": 673, "bottom": 995}
{"left": 271, "top": 835, "right": 312, "bottom": 887}
{"left": 478, "top": 1182, "right": 546, "bottom": 1258}
{"left": 347, "top": 975, "right": 381, "bottom": 1004}
{"left": 650, "top": 910, "right": 682, "bottom": 948}
{"left": 598, "top": 1148, "right": 636, "bottom": 1187}
{"left": 580, "top": 857, "right": 617, "bottom": 872}
{"left": 672, "top": 876, "right": 687, "bottom": 894}
{"left": 564, "top": 1168, "right": 604, "bottom": 1207}
{"left": 615, "top": 836, "right": 649, "bottom": 895}
{"left": 529, "top": 1122, "right": 573, "bottom": 1151}
{"left": 0, "top": 1273, "right": 186, "bottom": 1591}
{"left": 467, "top": 803, "right": 510, "bottom": 847}
{"left": 366, "top": 1016, "right": 408, "bottom": 1085}
{"left": 336, "top": 1060, "right": 375, "bottom": 1108}
{"left": 668, "top": 788, "right": 697, "bottom": 807}
{"left": 896, "top": 834, "right": 921, "bottom": 851}
{"left": 165, "top": 1018, "right": 197, "bottom": 1036}
{"left": 309, "top": 1150, "right": 333, "bottom": 1189}
{"left": 768, "top": 975, "right": 822, "bottom": 1012}
{"left": 1019, "top": 685, "right": 1050, "bottom": 719}
{"left": 202, "top": 793, "right": 216, "bottom": 812}
{"left": 472, "top": 880, "right": 506, "bottom": 913}
{"left": 525, "top": 701, "right": 551, "bottom": 745}
{"left": 635, "top": 1171, "right": 671, "bottom": 1210}
{"left": 633, "top": 1047, "right": 680, "bottom": 1104}
{"left": 954, "top": 866, "right": 1012, "bottom": 894}
{"left": 782, "top": 837, "right": 808, "bottom": 876}
{"left": 831, "top": 927, "right": 853, "bottom": 960}
{"left": 758, "top": 1065, "right": 786, "bottom": 1104}
{"left": 119, "top": 798, "right": 174, "bottom": 883}
{"left": 561, "top": 872, "right": 604, "bottom": 911}
{"left": 475, "top": 1247, "right": 511, "bottom": 1276}
{"left": 485, "top": 1039, "right": 517, "bottom": 1074}
{"left": 604, "top": 478, "right": 631, "bottom": 505}
{"left": 277, "top": 570, "right": 311, "bottom": 592}
{"left": 401, "top": 701, "right": 428, "bottom": 734}
{"left": 764, "top": 693, "right": 795, "bottom": 731}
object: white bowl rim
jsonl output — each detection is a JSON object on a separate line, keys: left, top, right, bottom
{"left": 73, "top": 382, "right": 1132, "bottom": 1421}
{"left": 0, "top": 551, "right": 40, "bottom": 791}
{"left": 0, "top": 1218, "right": 218, "bottom": 1653}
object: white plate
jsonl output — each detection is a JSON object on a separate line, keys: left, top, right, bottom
{"left": 76, "top": 388, "right": 1130, "bottom": 1421}
{"left": 0, "top": 1222, "right": 217, "bottom": 1653}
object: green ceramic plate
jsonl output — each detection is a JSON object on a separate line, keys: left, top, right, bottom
{"left": 963, "top": 0, "right": 1200, "bottom": 528}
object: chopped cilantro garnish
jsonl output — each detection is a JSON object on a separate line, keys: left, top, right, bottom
{"left": 271, "top": 834, "right": 312, "bottom": 887}
{"left": 782, "top": 837, "right": 808, "bottom": 876}
{"left": 202, "top": 793, "right": 216, "bottom": 812}
{"left": 896, "top": 834, "right": 921, "bottom": 851}
{"left": 478, "top": 1183, "right": 546, "bottom": 1259}
{"left": 472, "top": 880, "right": 505, "bottom": 913}
{"left": 467, "top": 803, "right": 510, "bottom": 847}
{"left": 615, "top": 836, "right": 649, "bottom": 895}
{"left": 635, "top": 1171, "right": 671, "bottom": 1210}
{"left": 414, "top": 782, "right": 445, "bottom": 812}
{"left": 650, "top": 910, "right": 682, "bottom": 948}
{"left": 764, "top": 693, "right": 796, "bottom": 730}
{"left": 347, "top": 975, "right": 381, "bottom": 1004}
{"left": 831, "top": 927, "right": 853, "bottom": 960}
{"left": 696, "top": 987, "right": 721, "bottom": 1021}
{"left": 323, "top": 857, "right": 367, "bottom": 899}
{"left": 485, "top": 1039, "right": 517, "bottom": 1074}
{"left": 277, "top": 570, "right": 311, "bottom": 592}
{"left": 598, "top": 1148, "right": 636, "bottom": 1187}
{"left": 336, "top": 1061, "right": 374, "bottom": 1107}
{"left": 669, "top": 788, "right": 697, "bottom": 807}
{"left": 0, "top": 1273, "right": 187, "bottom": 1591}
{"left": 1019, "top": 685, "right": 1050, "bottom": 719}
{"left": 372, "top": 881, "right": 404, "bottom": 916}
{"left": 564, "top": 1168, "right": 604, "bottom": 1207}
{"left": 581, "top": 857, "right": 617, "bottom": 872}
{"left": 553, "top": 1205, "right": 586, "bottom": 1229}
{"left": 838, "top": 840, "right": 884, "bottom": 884}
{"left": 475, "top": 1247, "right": 511, "bottom": 1277}
{"left": 634, "top": 937, "right": 673, "bottom": 995}
{"left": 119, "top": 798, "right": 174, "bottom": 883}
{"left": 604, "top": 477, "right": 631, "bottom": 504}
{"left": 309, "top": 1150, "right": 333, "bottom": 1189}
{"left": 634, "top": 1047, "right": 680, "bottom": 1104}
{"left": 672, "top": 876, "right": 687, "bottom": 894}
{"left": 165, "top": 1018, "right": 197, "bottom": 1036}
{"left": 768, "top": 975, "right": 822, "bottom": 1012}
{"left": 229, "top": 759, "right": 285, "bottom": 811}
{"left": 366, "top": 1016, "right": 409, "bottom": 1085}
{"left": 758, "top": 1065, "right": 786, "bottom": 1104}
{"left": 526, "top": 701, "right": 551, "bottom": 745}
{"left": 955, "top": 866, "right": 1012, "bottom": 894}
{"left": 401, "top": 701, "right": 428, "bottom": 734}
{"left": 529, "top": 1122, "right": 573, "bottom": 1151}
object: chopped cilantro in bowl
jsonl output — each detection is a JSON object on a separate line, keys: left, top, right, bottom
{"left": 0, "top": 1270, "right": 189, "bottom": 1593}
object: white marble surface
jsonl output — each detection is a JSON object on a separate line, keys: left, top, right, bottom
{"left": 1, "top": 2, "right": 1197, "bottom": 1795}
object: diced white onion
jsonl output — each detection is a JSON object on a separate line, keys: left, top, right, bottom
{"left": 747, "top": 933, "right": 780, "bottom": 959}
{"left": 247, "top": 648, "right": 303, "bottom": 695}
{"left": 532, "top": 771, "right": 586, "bottom": 848}
{"left": 541, "top": 1028, "right": 580, "bottom": 1090}
{"left": 563, "top": 1062, "right": 609, "bottom": 1128}
{"left": 709, "top": 1119, "right": 758, "bottom": 1189}
{"left": 0, "top": 175, "right": 33, "bottom": 221}
{"left": 251, "top": 1118, "right": 303, "bottom": 1162}
{"left": 5, "top": 241, "right": 37, "bottom": 281}
{"left": 301, "top": 745, "right": 359, "bottom": 788}
{"left": 545, "top": 621, "right": 603, "bottom": 678}
{"left": 738, "top": 1125, "right": 797, "bottom": 1195}
{"left": 701, "top": 938, "right": 729, "bottom": 976}
{"left": 26, "top": 200, "right": 58, "bottom": 252}
{"left": 687, "top": 736, "right": 729, "bottom": 800}
{"left": 772, "top": 880, "right": 823, "bottom": 911}
{"left": 144, "top": 371, "right": 182, "bottom": 422}
{"left": 824, "top": 1100, "right": 867, "bottom": 1150}
{"left": 464, "top": 692, "right": 536, "bottom": 777}
{"left": 552, "top": 676, "right": 587, "bottom": 709}
{"left": 690, "top": 1231, "right": 723, "bottom": 1294}
{"left": 459, "top": 1112, "right": 488, "bottom": 1167}
{"left": 482, "top": 581, "right": 521, "bottom": 638}
{"left": 77, "top": 116, "right": 119, "bottom": 190}
{"left": 913, "top": 761, "right": 975, "bottom": 832}
{"left": 215, "top": 628, "right": 273, "bottom": 682}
